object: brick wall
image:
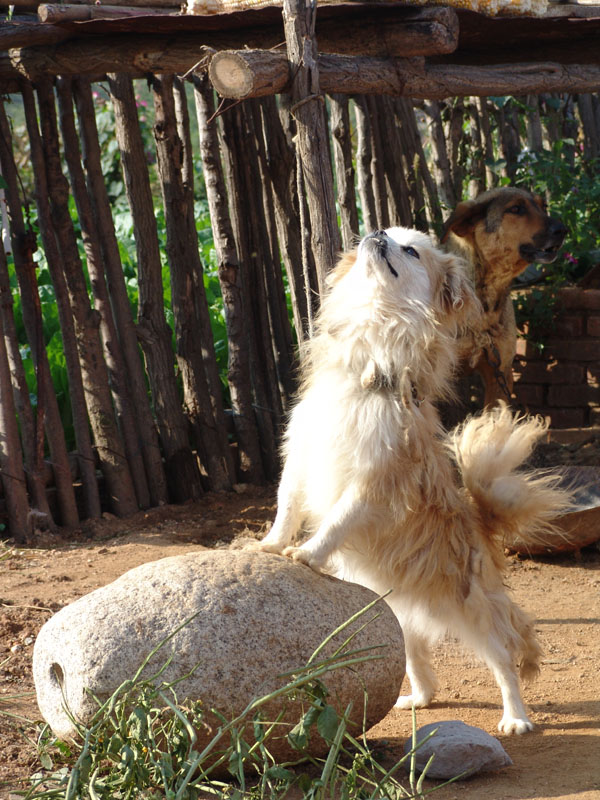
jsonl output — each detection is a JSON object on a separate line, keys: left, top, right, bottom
{"left": 513, "top": 287, "right": 600, "bottom": 429}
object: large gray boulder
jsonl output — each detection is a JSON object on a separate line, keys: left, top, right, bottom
{"left": 33, "top": 549, "right": 404, "bottom": 765}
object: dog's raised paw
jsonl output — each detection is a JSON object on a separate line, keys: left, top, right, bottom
{"left": 497, "top": 716, "right": 534, "bottom": 735}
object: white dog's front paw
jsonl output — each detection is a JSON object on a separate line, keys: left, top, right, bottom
{"left": 251, "top": 539, "right": 286, "bottom": 555}
{"left": 282, "top": 545, "right": 325, "bottom": 572}
{"left": 498, "top": 715, "right": 534, "bottom": 735}
{"left": 394, "top": 693, "right": 433, "bottom": 710}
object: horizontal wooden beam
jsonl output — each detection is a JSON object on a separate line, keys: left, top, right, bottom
{"left": 209, "top": 49, "right": 600, "bottom": 99}
{"left": 38, "top": 4, "right": 178, "bottom": 22}
{"left": 3, "top": 6, "right": 458, "bottom": 55}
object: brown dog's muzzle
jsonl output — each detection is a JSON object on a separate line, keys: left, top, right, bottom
{"left": 519, "top": 216, "right": 568, "bottom": 264}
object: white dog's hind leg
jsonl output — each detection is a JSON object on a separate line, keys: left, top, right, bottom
{"left": 283, "top": 486, "right": 370, "bottom": 570}
{"left": 481, "top": 641, "right": 534, "bottom": 734}
{"left": 394, "top": 630, "right": 438, "bottom": 709}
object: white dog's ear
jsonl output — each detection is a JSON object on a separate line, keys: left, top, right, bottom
{"left": 326, "top": 249, "right": 358, "bottom": 289}
{"left": 438, "top": 253, "right": 481, "bottom": 322}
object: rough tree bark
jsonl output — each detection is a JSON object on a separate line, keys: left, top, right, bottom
{"left": 525, "top": 94, "right": 544, "bottom": 153}
{"left": 329, "top": 94, "right": 359, "bottom": 251}
{"left": 151, "top": 73, "right": 233, "bottom": 491}
{"left": 108, "top": 72, "right": 203, "bottom": 502}
{"left": 36, "top": 79, "right": 138, "bottom": 517}
{"left": 365, "top": 94, "right": 390, "bottom": 231}
{"left": 422, "top": 99, "right": 457, "bottom": 211}
{"left": 448, "top": 98, "right": 466, "bottom": 206}
{"left": 193, "top": 75, "right": 265, "bottom": 484}
{"left": 218, "top": 104, "right": 279, "bottom": 479}
{"left": 72, "top": 76, "right": 168, "bottom": 507}
{"left": 467, "top": 98, "right": 486, "bottom": 199}
{"left": 56, "top": 76, "right": 151, "bottom": 509}
{"left": 257, "top": 96, "right": 317, "bottom": 342}
{"left": 21, "top": 82, "right": 101, "bottom": 520}
{"left": 250, "top": 98, "right": 296, "bottom": 403}
{"left": 282, "top": 0, "right": 341, "bottom": 293}
{"left": 496, "top": 98, "right": 521, "bottom": 180}
{"left": 379, "top": 95, "right": 413, "bottom": 228}
{"left": 0, "top": 99, "right": 79, "bottom": 527}
{"left": 394, "top": 98, "right": 429, "bottom": 232}
{"left": 577, "top": 93, "right": 599, "bottom": 160}
{"left": 476, "top": 96, "right": 498, "bottom": 190}
{"left": 354, "top": 96, "right": 377, "bottom": 233}
{"left": 0, "top": 232, "right": 52, "bottom": 524}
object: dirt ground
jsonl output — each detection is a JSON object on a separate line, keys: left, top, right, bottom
{"left": 1, "top": 436, "right": 599, "bottom": 799}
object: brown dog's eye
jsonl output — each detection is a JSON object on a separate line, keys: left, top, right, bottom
{"left": 507, "top": 205, "right": 525, "bottom": 215}
{"left": 402, "top": 246, "right": 420, "bottom": 259}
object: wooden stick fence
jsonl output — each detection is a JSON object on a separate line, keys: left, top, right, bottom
{"left": 0, "top": 1, "right": 599, "bottom": 542}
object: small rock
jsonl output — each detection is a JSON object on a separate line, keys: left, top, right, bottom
{"left": 404, "top": 720, "right": 512, "bottom": 780}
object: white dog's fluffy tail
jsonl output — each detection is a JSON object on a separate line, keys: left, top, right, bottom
{"left": 447, "top": 403, "right": 572, "bottom": 547}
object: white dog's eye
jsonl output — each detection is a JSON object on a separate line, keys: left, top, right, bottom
{"left": 402, "top": 246, "right": 420, "bottom": 259}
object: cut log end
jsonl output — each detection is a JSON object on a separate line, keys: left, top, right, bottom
{"left": 208, "top": 49, "right": 289, "bottom": 99}
{"left": 209, "top": 52, "right": 253, "bottom": 99}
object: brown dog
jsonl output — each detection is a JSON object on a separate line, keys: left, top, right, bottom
{"left": 441, "top": 187, "right": 567, "bottom": 411}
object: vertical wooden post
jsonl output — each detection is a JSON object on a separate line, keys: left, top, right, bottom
{"left": 255, "top": 95, "right": 316, "bottom": 343}
{"left": 36, "top": 79, "right": 138, "bottom": 517}
{"left": 56, "top": 76, "right": 151, "bottom": 510}
{"left": 0, "top": 240, "right": 30, "bottom": 542}
{"left": 108, "top": 73, "right": 203, "bottom": 502}
{"left": 282, "top": 0, "right": 341, "bottom": 294}
{"left": 250, "top": 98, "right": 296, "bottom": 402}
{"left": 329, "top": 94, "right": 359, "bottom": 251}
{"left": 378, "top": 96, "right": 413, "bottom": 228}
{"left": 218, "top": 103, "right": 280, "bottom": 479}
{"left": 365, "top": 95, "right": 390, "bottom": 231}
{"left": 394, "top": 98, "right": 429, "bottom": 232}
{"left": 476, "top": 97, "right": 498, "bottom": 190}
{"left": 0, "top": 99, "right": 79, "bottom": 527}
{"left": 21, "top": 82, "right": 101, "bottom": 520}
{"left": 423, "top": 100, "right": 457, "bottom": 210}
{"left": 354, "top": 96, "right": 377, "bottom": 233}
{"left": 151, "top": 73, "right": 234, "bottom": 491}
{"left": 72, "top": 76, "right": 169, "bottom": 507}
{"left": 193, "top": 76, "right": 265, "bottom": 484}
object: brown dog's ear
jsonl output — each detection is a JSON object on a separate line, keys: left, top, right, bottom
{"left": 441, "top": 199, "right": 489, "bottom": 243}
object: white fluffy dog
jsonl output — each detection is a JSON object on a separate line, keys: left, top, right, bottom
{"left": 259, "top": 227, "right": 570, "bottom": 735}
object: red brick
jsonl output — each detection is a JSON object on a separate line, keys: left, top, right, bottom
{"left": 544, "top": 339, "right": 600, "bottom": 361}
{"left": 587, "top": 316, "right": 600, "bottom": 337}
{"left": 554, "top": 315, "right": 583, "bottom": 338}
{"left": 544, "top": 407, "right": 587, "bottom": 428}
{"left": 513, "top": 361, "right": 585, "bottom": 385}
{"left": 547, "top": 384, "right": 600, "bottom": 407}
{"left": 557, "top": 287, "right": 600, "bottom": 310}
{"left": 512, "top": 384, "right": 545, "bottom": 407}
{"left": 590, "top": 408, "right": 600, "bottom": 426}
{"left": 588, "top": 365, "right": 600, "bottom": 386}
{"left": 515, "top": 338, "right": 543, "bottom": 359}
